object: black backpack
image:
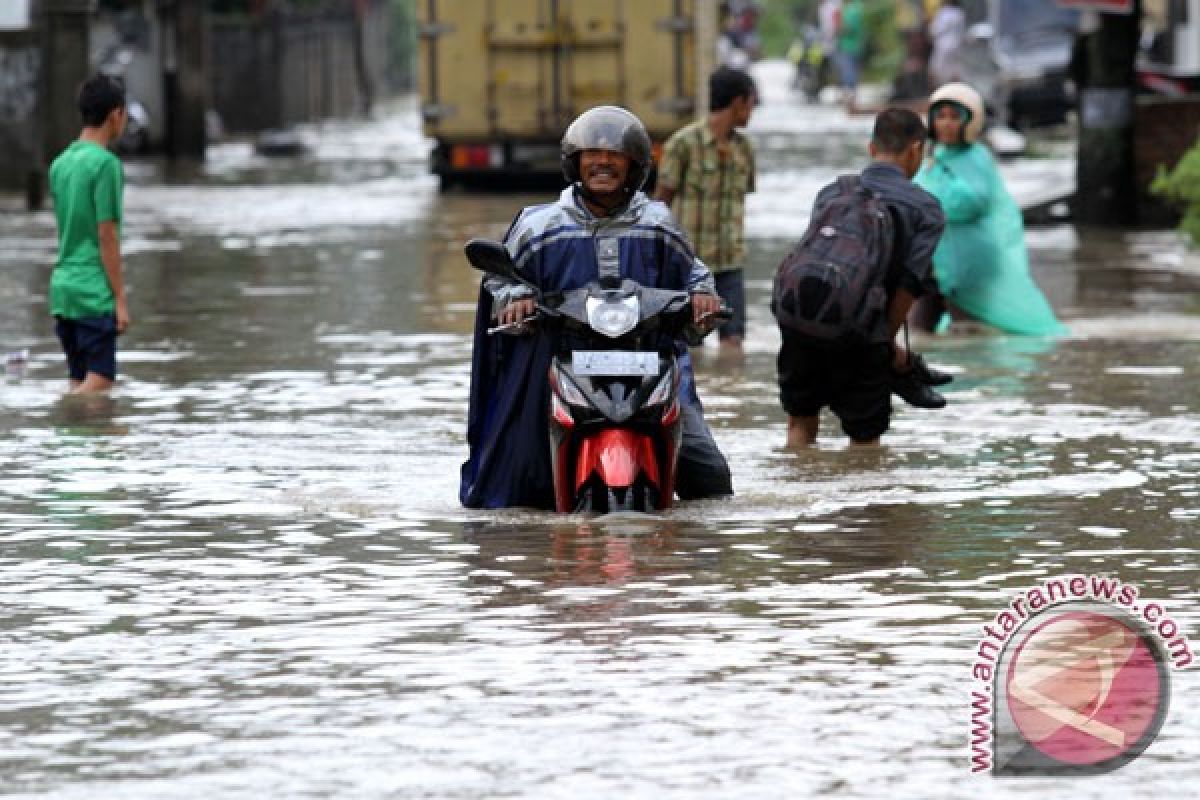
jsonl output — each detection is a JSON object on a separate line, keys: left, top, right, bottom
{"left": 772, "top": 176, "right": 894, "bottom": 343}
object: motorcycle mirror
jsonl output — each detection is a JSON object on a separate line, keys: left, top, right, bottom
{"left": 464, "top": 239, "right": 517, "bottom": 277}
{"left": 464, "top": 238, "right": 540, "bottom": 294}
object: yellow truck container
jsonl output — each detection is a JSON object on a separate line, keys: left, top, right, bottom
{"left": 417, "top": 0, "right": 718, "bottom": 185}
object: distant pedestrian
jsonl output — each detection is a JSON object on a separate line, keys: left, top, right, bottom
{"left": 835, "top": 0, "right": 866, "bottom": 109}
{"left": 717, "top": 2, "right": 751, "bottom": 69}
{"left": 49, "top": 74, "right": 130, "bottom": 393}
{"left": 818, "top": 0, "right": 842, "bottom": 56}
{"left": 772, "top": 108, "right": 949, "bottom": 447}
{"left": 892, "top": 0, "right": 932, "bottom": 101}
{"left": 655, "top": 66, "right": 758, "bottom": 353}
{"left": 927, "top": 0, "right": 966, "bottom": 89}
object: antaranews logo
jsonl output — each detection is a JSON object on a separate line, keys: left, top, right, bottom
{"left": 968, "top": 575, "right": 1193, "bottom": 776}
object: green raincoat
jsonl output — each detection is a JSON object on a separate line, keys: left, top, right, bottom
{"left": 914, "top": 142, "right": 1066, "bottom": 336}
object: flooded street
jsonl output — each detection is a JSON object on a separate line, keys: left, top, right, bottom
{"left": 3, "top": 77, "right": 1200, "bottom": 797}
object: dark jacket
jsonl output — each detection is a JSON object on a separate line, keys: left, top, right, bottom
{"left": 811, "top": 161, "right": 946, "bottom": 298}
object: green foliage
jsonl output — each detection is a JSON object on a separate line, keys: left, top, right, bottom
{"left": 1151, "top": 139, "right": 1200, "bottom": 247}
{"left": 758, "top": 0, "right": 814, "bottom": 58}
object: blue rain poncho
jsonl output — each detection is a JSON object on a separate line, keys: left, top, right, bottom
{"left": 914, "top": 142, "right": 1067, "bottom": 336}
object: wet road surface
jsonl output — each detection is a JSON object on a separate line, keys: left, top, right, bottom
{"left": 2, "top": 80, "right": 1199, "bottom": 797}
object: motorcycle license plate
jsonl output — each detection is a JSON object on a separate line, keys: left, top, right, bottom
{"left": 571, "top": 350, "right": 659, "bottom": 377}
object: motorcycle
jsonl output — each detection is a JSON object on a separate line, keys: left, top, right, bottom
{"left": 787, "top": 25, "right": 833, "bottom": 103}
{"left": 464, "top": 238, "right": 727, "bottom": 513}
{"left": 98, "top": 44, "right": 152, "bottom": 154}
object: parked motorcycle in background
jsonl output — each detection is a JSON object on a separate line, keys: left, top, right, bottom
{"left": 787, "top": 24, "right": 833, "bottom": 103}
{"left": 96, "top": 9, "right": 153, "bottom": 154}
{"left": 98, "top": 46, "right": 151, "bottom": 153}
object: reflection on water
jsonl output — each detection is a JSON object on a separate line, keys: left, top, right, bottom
{"left": 1, "top": 92, "right": 1198, "bottom": 798}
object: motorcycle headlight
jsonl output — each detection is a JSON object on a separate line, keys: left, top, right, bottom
{"left": 645, "top": 370, "right": 674, "bottom": 407}
{"left": 586, "top": 296, "right": 640, "bottom": 338}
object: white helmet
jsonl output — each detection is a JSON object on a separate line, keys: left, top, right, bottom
{"left": 928, "top": 82, "right": 986, "bottom": 144}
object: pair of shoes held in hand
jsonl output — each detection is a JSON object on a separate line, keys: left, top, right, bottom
{"left": 892, "top": 353, "right": 952, "bottom": 409}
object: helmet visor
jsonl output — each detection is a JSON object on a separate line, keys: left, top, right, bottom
{"left": 562, "top": 106, "right": 651, "bottom": 165}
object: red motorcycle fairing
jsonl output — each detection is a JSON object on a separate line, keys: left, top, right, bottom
{"left": 548, "top": 382, "right": 684, "bottom": 512}
{"left": 574, "top": 429, "right": 660, "bottom": 492}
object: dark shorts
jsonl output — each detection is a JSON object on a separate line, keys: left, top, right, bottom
{"left": 712, "top": 268, "right": 745, "bottom": 340}
{"left": 55, "top": 314, "right": 117, "bottom": 381}
{"left": 777, "top": 330, "right": 892, "bottom": 442}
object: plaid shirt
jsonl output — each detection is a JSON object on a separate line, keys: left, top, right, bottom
{"left": 657, "top": 120, "right": 756, "bottom": 272}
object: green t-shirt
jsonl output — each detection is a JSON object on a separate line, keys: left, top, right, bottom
{"left": 838, "top": 1, "right": 866, "bottom": 58}
{"left": 48, "top": 140, "right": 124, "bottom": 319}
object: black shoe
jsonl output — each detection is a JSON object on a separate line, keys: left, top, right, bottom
{"left": 908, "top": 353, "right": 954, "bottom": 386}
{"left": 891, "top": 368, "right": 947, "bottom": 409}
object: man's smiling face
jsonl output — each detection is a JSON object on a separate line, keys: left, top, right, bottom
{"left": 580, "top": 149, "right": 631, "bottom": 198}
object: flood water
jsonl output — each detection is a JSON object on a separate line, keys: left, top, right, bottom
{"left": 3, "top": 80, "right": 1199, "bottom": 797}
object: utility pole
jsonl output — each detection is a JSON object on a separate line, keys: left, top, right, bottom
{"left": 1074, "top": 1, "right": 1141, "bottom": 225}
{"left": 37, "top": 0, "right": 95, "bottom": 209}
{"left": 160, "top": 0, "right": 207, "bottom": 158}
{"left": 351, "top": 0, "right": 375, "bottom": 116}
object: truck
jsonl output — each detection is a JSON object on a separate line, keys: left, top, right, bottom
{"left": 416, "top": 0, "right": 718, "bottom": 187}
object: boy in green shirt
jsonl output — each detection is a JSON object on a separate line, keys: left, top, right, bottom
{"left": 49, "top": 74, "right": 130, "bottom": 393}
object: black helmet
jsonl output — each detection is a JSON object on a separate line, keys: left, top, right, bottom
{"left": 561, "top": 106, "right": 653, "bottom": 196}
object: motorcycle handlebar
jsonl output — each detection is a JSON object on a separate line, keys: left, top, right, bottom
{"left": 487, "top": 297, "right": 729, "bottom": 339}
{"left": 487, "top": 319, "right": 533, "bottom": 336}
{"left": 699, "top": 308, "right": 734, "bottom": 323}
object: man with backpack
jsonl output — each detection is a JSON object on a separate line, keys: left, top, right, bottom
{"left": 773, "top": 108, "right": 949, "bottom": 446}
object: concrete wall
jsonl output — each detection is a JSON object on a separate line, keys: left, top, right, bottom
{"left": 209, "top": 17, "right": 281, "bottom": 133}
{"left": 211, "top": 3, "right": 390, "bottom": 134}
{"left": 1134, "top": 94, "right": 1200, "bottom": 224}
{"left": 0, "top": 33, "right": 41, "bottom": 195}
{"left": 278, "top": 15, "right": 359, "bottom": 128}
{"left": 2, "top": 2, "right": 98, "bottom": 205}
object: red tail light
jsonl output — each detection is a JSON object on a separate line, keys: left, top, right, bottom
{"left": 450, "top": 144, "right": 503, "bottom": 169}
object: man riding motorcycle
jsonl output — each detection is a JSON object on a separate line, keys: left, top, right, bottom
{"left": 460, "top": 106, "right": 734, "bottom": 509}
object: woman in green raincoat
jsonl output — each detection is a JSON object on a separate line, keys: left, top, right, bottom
{"left": 913, "top": 82, "right": 1067, "bottom": 336}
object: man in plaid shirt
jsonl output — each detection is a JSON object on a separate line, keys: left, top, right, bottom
{"left": 655, "top": 67, "right": 758, "bottom": 354}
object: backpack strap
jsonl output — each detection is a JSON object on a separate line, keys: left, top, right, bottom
{"left": 838, "top": 173, "right": 896, "bottom": 300}
{"left": 836, "top": 175, "right": 862, "bottom": 196}
{"left": 838, "top": 174, "right": 891, "bottom": 205}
